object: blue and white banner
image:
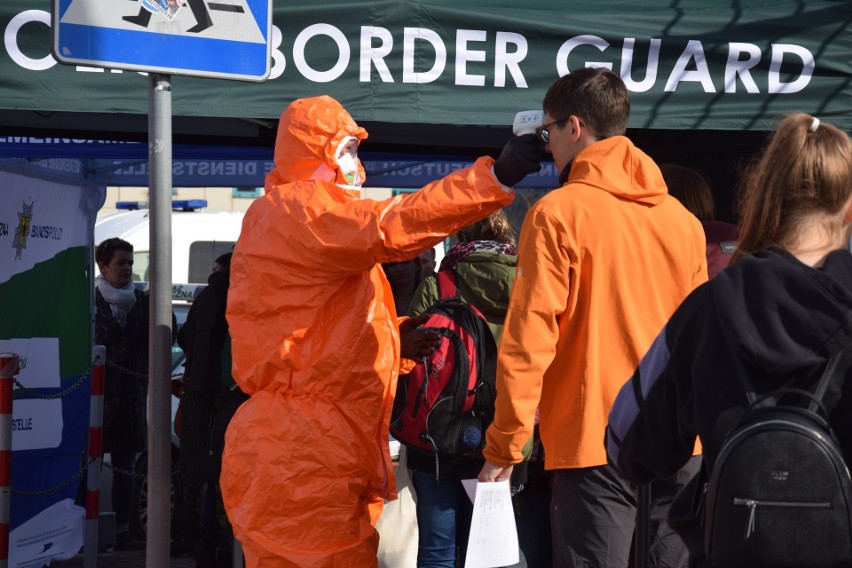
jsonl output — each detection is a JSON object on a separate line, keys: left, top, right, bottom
{"left": 0, "top": 159, "right": 105, "bottom": 566}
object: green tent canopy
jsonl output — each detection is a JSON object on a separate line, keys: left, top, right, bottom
{"left": 3, "top": 0, "right": 852, "bottom": 137}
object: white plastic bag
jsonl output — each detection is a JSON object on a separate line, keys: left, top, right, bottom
{"left": 376, "top": 447, "right": 419, "bottom": 568}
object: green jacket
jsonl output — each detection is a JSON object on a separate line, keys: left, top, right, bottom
{"left": 406, "top": 251, "right": 517, "bottom": 344}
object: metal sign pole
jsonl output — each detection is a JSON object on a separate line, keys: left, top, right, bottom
{"left": 146, "top": 73, "right": 173, "bottom": 568}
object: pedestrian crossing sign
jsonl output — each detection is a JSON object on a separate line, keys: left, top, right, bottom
{"left": 52, "top": 0, "right": 272, "bottom": 81}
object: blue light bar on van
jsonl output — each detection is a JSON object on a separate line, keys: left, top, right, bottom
{"left": 114, "top": 200, "right": 208, "bottom": 211}
{"left": 171, "top": 200, "right": 207, "bottom": 211}
{"left": 116, "top": 201, "right": 148, "bottom": 210}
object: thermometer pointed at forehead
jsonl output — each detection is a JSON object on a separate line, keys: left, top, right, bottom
{"left": 513, "top": 110, "right": 544, "bottom": 136}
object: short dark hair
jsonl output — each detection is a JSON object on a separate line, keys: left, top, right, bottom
{"left": 95, "top": 237, "right": 133, "bottom": 265}
{"left": 215, "top": 252, "right": 233, "bottom": 271}
{"left": 542, "top": 67, "right": 630, "bottom": 140}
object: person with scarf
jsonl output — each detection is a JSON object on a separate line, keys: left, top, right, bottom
{"left": 404, "top": 210, "right": 529, "bottom": 568}
{"left": 94, "top": 237, "right": 175, "bottom": 549}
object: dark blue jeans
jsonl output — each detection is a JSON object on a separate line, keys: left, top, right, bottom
{"left": 412, "top": 471, "right": 527, "bottom": 568}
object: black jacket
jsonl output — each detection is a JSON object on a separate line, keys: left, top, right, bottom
{"left": 606, "top": 248, "right": 852, "bottom": 561}
{"left": 95, "top": 288, "right": 151, "bottom": 454}
{"left": 176, "top": 271, "right": 230, "bottom": 489}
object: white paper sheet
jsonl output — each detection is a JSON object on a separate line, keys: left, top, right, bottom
{"left": 463, "top": 480, "right": 520, "bottom": 568}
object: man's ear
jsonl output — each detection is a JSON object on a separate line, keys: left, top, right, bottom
{"left": 567, "top": 115, "right": 584, "bottom": 141}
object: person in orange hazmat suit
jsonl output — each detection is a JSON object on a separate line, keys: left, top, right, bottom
{"left": 220, "top": 95, "right": 545, "bottom": 568}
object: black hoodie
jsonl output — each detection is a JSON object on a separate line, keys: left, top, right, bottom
{"left": 605, "top": 248, "right": 852, "bottom": 559}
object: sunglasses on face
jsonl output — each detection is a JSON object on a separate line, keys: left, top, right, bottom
{"left": 536, "top": 116, "right": 586, "bottom": 143}
{"left": 536, "top": 117, "right": 569, "bottom": 143}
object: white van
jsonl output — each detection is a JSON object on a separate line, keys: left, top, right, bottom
{"left": 94, "top": 200, "right": 244, "bottom": 284}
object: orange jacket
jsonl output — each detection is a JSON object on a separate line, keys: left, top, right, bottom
{"left": 483, "top": 136, "right": 707, "bottom": 471}
{"left": 220, "top": 96, "right": 513, "bottom": 567}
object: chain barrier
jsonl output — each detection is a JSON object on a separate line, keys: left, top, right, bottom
{"left": 102, "top": 458, "right": 148, "bottom": 481}
{"left": 12, "top": 357, "right": 159, "bottom": 400}
{"left": 7, "top": 357, "right": 169, "bottom": 496}
{"left": 105, "top": 359, "right": 148, "bottom": 381}
{"left": 8, "top": 356, "right": 145, "bottom": 499}
{"left": 9, "top": 455, "right": 157, "bottom": 497}
{"left": 11, "top": 464, "right": 87, "bottom": 497}
{"left": 12, "top": 365, "right": 92, "bottom": 400}
{"left": 12, "top": 358, "right": 151, "bottom": 400}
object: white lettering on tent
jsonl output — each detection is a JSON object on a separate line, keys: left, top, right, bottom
{"left": 361, "top": 26, "right": 394, "bottom": 83}
{"left": 403, "top": 27, "right": 447, "bottom": 84}
{"left": 293, "top": 23, "right": 350, "bottom": 83}
{"left": 269, "top": 25, "right": 285, "bottom": 80}
{"left": 556, "top": 35, "right": 611, "bottom": 76}
{"left": 3, "top": 9, "right": 818, "bottom": 97}
{"left": 5, "top": 10, "right": 56, "bottom": 71}
{"left": 456, "top": 29, "right": 487, "bottom": 87}
{"left": 725, "top": 43, "right": 761, "bottom": 93}
{"left": 621, "top": 38, "right": 660, "bottom": 93}
{"left": 665, "top": 40, "right": 715, "bottom": 92}
{"left": 769, "top": 44, "right": 814, "bottom": 94}
{"left": 495, "top": 32, "right": 528, "bottom": 88}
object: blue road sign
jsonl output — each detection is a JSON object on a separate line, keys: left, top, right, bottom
{"left": 52, "top": 0, "right": 271, "bottom": 81}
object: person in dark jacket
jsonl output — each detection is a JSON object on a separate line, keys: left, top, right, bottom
{"left": 383, "top": 248, "right": 439, "bottom": 315}
{"left": 94, "top": 237, "right": 153, "bottom": 550}
{"left": 606, "top": 113, "right": 852, "bottom": 567}
{"left": 405, "top": 210, "right": 530, "bottom": 568}
{"left": 173, "top": 253, "right": 233, "bottom": 562}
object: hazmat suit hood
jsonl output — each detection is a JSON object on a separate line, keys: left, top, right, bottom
{"left": 268, "top": 95, "right": 368, "bottom": 189}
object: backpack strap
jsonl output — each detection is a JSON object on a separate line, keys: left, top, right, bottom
{"left": 436, "top": 269, "right": 459, "bottom": 300}
{"left": 810, "top": 349, "right": 847, "bottom": 413}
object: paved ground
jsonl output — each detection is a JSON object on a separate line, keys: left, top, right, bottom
{"left": 51, "top": 549, "right": 198, "bottom": 568}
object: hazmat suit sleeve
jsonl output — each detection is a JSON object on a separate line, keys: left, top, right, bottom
{"left": 264, "top": 157, "right": 512, "bottom": 275}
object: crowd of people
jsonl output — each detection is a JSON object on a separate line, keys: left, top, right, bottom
{"left": 91, "top": 64, "right": 852, "bottom": 568}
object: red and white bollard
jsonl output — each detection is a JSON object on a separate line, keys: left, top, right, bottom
{"left": 0, "top": 354, "right": 20, "bottom": 568}
{"left": 84, "top": 346, "right": 105, "bottom": 568}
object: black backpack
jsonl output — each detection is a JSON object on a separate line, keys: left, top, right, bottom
{"left": 704, "top": 350, "right": 852, "bottom": 568}
{"left": 390, "top": 269, "right": 497, "bottom": 476}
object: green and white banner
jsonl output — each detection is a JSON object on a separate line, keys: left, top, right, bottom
{"left": 0, "top": 159, "right": 104, "bottom": 567}
{"left": 2, "top": 0, "right": 852, "bottom": 131}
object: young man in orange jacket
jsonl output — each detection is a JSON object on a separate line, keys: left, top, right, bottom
{"left": 479, "top": 68, "right": 708, "bottom": 567}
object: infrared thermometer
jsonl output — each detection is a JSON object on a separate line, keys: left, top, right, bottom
{"left": 512, "top": 110, "right": 544, "bottom": 136}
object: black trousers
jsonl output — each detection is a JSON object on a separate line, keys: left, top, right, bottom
{"left": 550, "top": 458, "right": 700, "bottom": 568}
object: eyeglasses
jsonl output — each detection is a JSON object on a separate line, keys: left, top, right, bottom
{"left": 536, "top": 117, "right": 570, "bottom": 143}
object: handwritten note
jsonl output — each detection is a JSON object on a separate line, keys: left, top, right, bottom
{"left": 463, "top": 480, "right": 519, "bottom": 568}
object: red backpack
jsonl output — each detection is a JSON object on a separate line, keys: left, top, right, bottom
{"left": 390, "top": 270, "right": 498, "bottom": 465}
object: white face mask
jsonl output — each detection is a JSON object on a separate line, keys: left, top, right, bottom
{"left": 336, "top": 152, "right": 361, "bottom": 187}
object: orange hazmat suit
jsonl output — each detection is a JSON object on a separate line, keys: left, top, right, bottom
{"left": 220, "top": 95, "right": 514, "bottom": 567}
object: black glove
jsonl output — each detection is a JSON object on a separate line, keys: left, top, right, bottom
{"left": 493, "top": 133, "right": 545, "bottom": 187}
{"left": 399, "top": 313, "right": 441, "bottom": 360}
